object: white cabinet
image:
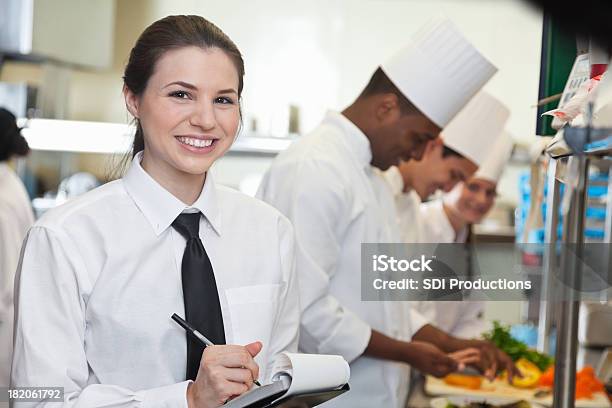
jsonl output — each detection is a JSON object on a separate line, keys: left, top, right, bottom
{"left": 0, "top": 0, "right": 116, "bottom": 69}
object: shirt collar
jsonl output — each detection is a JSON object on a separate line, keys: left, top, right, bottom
{"left": 322, "top": 110, "right": 372, "bottom": 169}
{"left": 122, "top": 151, "right": 221, "bottom": 236}
{"left": 383, "top": 166, "right": 405, "bottom": 197}
{"left": 433, "top": 199, "right": 462, "bottom": 242}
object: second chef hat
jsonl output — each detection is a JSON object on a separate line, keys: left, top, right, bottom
{"left": 474, "top": 132, "right": 514, "bottom": 183}
{"left": 442, "top": 91, "right": 510, "bottom": 167}
{"left": 381, "top": 18, "right": 497, "bottom": 128}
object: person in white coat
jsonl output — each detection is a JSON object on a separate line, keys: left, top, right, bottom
{"left": 257, "top": 19, "right": 516, "bottom": 408}
{"left": 423, "top": 133, "right": 515, "bottom": 245}
{"left": 415, "top": 134, "right": 515, "bottom": 339}
{"left": 0, "top": 108, "right": 35, "bottom": 390}
{"left": 383, "top": 92, "right": 509, "bottom": 244}
{"left": 11, "top": 16, "right": 299, "bottom": 408}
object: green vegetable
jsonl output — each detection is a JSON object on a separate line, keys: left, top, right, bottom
{"left": 482, "top": 321, "right": 553, "bottom": 371}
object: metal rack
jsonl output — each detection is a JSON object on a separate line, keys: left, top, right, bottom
{"left": 539, "top": 117, "right": 612, "bottom": 408}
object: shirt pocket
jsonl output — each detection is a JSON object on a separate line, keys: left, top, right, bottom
{"left": 224, "top": 284, "right": 283, "bottom": 371}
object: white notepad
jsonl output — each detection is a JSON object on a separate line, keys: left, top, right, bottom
{"left": 224, "top": 353, "right": 350, "bottom": 408}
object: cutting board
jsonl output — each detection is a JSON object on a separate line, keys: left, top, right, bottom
{"left": 426, "top": 376, "right": 610, "bottom": 408}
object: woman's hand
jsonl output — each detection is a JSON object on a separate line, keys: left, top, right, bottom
{"left": 187, "top": 341, "right": 263, "bottom": 408}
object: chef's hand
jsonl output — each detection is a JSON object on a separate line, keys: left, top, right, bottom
{"left": 404, "top": 341, "right": 458, "bottom": 378}
{"left": 412, "top": 325, "right": 520, "bottom": 382}
{"left": 187, "top": 341, "right": 262, "bottom": 408}
{"left": 464, "top": 340, "right": 519, "bottom": 382}
{"left": 447, "top": 347, "right": 482, "bottom": 371}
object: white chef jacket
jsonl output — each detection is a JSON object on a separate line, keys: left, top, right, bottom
{"left": 382, "top": 167, "right": 469, "bottom": 244}
{"left": 0, "top": 162, "right": 34, "bottom": 390}
{"left": 11, "top": 152, "right": 300, "bottom": 407}
{"left": 416, "top": 200, "right": 486, "bottom": 338}
{"left": 381, "top": 169, "right": 486, "bottom": 339}
{"left": 418, "top": 199, "right": 458, "bottom": 244}
{"left": 257, "top": 111, "right": 429, "bottom": 408}
{"left": 382, "top": 166, "right": 436, "bottom": 243}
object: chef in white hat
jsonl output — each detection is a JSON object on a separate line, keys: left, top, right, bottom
{"left": 421, "top": 133, "right": 515, "bottom": 245}
{"left": 258, "top": 18, "right": 516, "bottom": 408}
{"left": 413, "top": 134, "right": 515, "bottom": 339}
{"left": 384, "top": 92, "right": 510, "bottom": 243}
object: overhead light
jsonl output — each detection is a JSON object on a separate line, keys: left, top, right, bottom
{"left": 20, "top": 119, "right": 134, "bottom": 154}
{"left": 19, "top": 118, "right": 296, "bottom": 155}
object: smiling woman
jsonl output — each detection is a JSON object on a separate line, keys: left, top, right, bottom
{"left": 122, "top": 16, "right": 244, "bottom": 204}
{"left": 125, "top": 45, "right": 241, "bottom": 204}
{"left": 445, "top": 178, "right": 498, "bottom": 227}
{"left": 11, "top": 15, "right": 300, "bottom": 408}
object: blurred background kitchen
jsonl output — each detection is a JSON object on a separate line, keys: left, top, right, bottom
{"left": 1, "top": 0, "right": 611, "bottom": 404}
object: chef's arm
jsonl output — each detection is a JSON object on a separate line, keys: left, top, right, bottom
{"left": 258, "top": 161, "right": 376, "bottom": 363}
{"left": 412, "top": 323, "right": 468, "bottom": 352}
{"left": 364, "top": 330, "right": 459, "bottom": 378}
{"left": 364, "top": 330, "right": 407, "bottom": 361}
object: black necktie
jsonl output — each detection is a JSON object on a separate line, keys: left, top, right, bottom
{"left": 172, "top": 213, "right": 226, "bottom": 380}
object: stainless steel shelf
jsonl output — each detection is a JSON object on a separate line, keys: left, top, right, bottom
{"left": 0, "top": 50, "right": 107, "bottom": 71}
{"left": 563, "top": 126, "right": 612, "bottom": 157}
{"left": 543, "top": 123, "right": 611, "bottom": 408}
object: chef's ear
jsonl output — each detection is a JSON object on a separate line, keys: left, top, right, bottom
{"left": 428, "top": 137, "right": 444, "bottom": 152}
{"left": 421, "top": 136, "right": 443, "bottom": 158}
{"left": 375, "top": 93, "right": 401, "bottom": 123}
{"left": 123, "top": 85, "right": 140, "bottom": 119}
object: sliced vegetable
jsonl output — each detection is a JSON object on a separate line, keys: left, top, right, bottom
{"left": 511, "top": 358, "right": 542, "bottom": 388}
{"left": 442, "top": 400, "right": 532, "bottom": 408}
{"left": 539, "top": 366, "right": 554, "bottom": 387}
{"left": 443, "top": 373, "right": 483, "bottom": 390}
{"left": 537, "top": 365, "right": 604, "bottom": 399}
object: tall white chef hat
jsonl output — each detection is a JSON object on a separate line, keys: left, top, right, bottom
{"left": 474, "top": 132, "right": 514, "bottom": 183}
{"left": 380, "top": 18, "right": 497, "bottom": 128}
{"left": 441, "top": 91, "right": 510, "bottom": 166}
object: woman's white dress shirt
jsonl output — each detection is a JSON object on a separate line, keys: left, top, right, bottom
{"left": 257, "top": 111, "right": 429, "bottom": 408}
{"left": 0, "top": 163, "right": 34, "bottom": 389}
{"left": 11, "top": 153, "right": 300, "bottom": 407}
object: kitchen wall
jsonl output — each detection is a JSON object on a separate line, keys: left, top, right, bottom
{"left": 2, "top": 0, "right": 538, "bottom": 324}
{"left": 1, "top": 0, "right": 541, "bottom": 202}
{"left": 2, "top": 0, "right": 543, "bottom": 136}
{"left": 2, "top": 0, "right": 543, "bottom": 197}
{"left": 142, "top": 0, "right": 544, "bottom": 143}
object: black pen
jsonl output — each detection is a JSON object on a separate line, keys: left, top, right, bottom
{"left": 171, "top": 313, "right": 262, "bottom": 387}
